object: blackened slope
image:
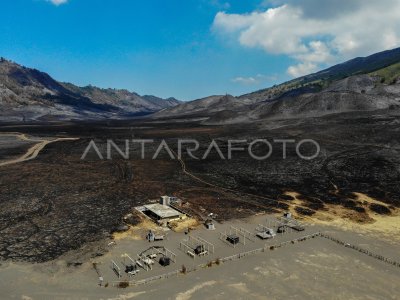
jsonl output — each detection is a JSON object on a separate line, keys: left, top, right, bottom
{"left": 241, "top": 47, "right": 400, "bottom": 102}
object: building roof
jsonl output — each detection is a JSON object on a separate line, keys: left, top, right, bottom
{"left": 144, "top": 204, "right": 181, "bottom": 219}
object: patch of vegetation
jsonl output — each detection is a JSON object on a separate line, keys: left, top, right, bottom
{"left": 181, "top": 264, "right": 187, "bottom": 274}
{"left": 369, "top": 62, "right": 400, "bottom": 84}
{"left": 117, "top": 281, "right": 129, "bottom": 289}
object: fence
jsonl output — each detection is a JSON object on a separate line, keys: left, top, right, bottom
{"left": 111, "top": 232, "right": 320, "bottom": 287}
{"left": 319, "top": 233, "right": 400, "bottom": 268}
{"left": 110, "top": 231, "right": 399, "bottom": 288}
{"left": 219, "top": 232, "right": 320, "bottom": 263}
{"left": 112, "top": 270, "right": 180, "bottom": 287}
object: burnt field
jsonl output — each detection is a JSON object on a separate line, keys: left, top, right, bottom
{"left": 0, "top": 110, "right": 400, "bottom": 263}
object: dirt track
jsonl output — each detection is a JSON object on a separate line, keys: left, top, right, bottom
{"left": 0, "top": 133, "right": 79, "bottom": 167}
{"left": 172, "top": 148, "right": 281, "bottom": 211}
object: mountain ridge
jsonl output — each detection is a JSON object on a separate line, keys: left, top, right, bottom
{"left": 1, "top": 47, "right": 400, "bottom": 123}
{"left": 0, "top": 58, "right": 180, "bottom": 122}
{"left": 153, "top": 47, "right": 400, "bottom": 123}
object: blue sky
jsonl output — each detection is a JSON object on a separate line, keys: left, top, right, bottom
{"left": 1, "top": 0, "right": 399, "bottom": 100}
{"left": 0, "top": 0, "right": 291, "bottom": 100}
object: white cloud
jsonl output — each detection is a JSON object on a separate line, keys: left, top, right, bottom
{"left": 232, "top": 76, "right": 259, "bottom": 85}
{"left": 47, "top": 0, "right": 68, "bottom": 6}
{"left": 213, "top": 0, "right": 400, "bottom": 77}
{"left": 232, "top": 74, "right": 277, "bottom": 85}
{"left": 287, "top": 62, "right": 317, "bottom": 77}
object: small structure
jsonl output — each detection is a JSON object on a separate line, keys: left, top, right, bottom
{"left": 146, "top": 230, "right": 155, "bottom": 242}
{"left": 256, "top": 224, "right": 276, "bottom": 239}
{"left": 194, "top": 244, "right": 205, "bottom": 255}
{"left": 283, "top": 212, "right": 292, "bottom": 219}
{"left": 159, "top": 195, "right": 179, "bottom": 206}
{"left": 160, "top": 196, "right": 170, "bottom": 206}
{"left": 226, "top": 235, "right": 239, "bottom": 245}
{"left": 179, "top": 235, "right": 214, "bottom": 259}
{"left": 219, "top": 225, "right": 255, "bottom": 247}
{"left": 277, "top": 225, "right": 286, "bottom": 233}
{"left": 159, "top": 256, "right": 171, "bottom": 267}
{"left": 256, "top": 228, "right": 276, "bottom": 240}
{"left": 137, "top": 246, "right": 176, "bottom": 270}
{"left": 125, "top": 264, "right": 139, "bottom": 276}
{"left": 142, "top": 203, "right": 184, "bottom": 226}
{"left": 111, "top": 260, "right": 122, "bottom": 278}
{"left": 122, "top": 254, "right": 141, "bottom": 276}
{"left": 204, "top": 219, "right": 215, "bottom": 230}
{"left": 278, "top": 214, "right": 305, "bottom": 232}
{"left": 146, "top": 230, "right": 164, "bottom": 242}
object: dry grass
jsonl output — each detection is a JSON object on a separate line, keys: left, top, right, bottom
{"left": 283, "top": 191, "right": 400, "bottom": 242}
{"left": 169, "top": 218, "right": 200, "bottom": 233}
{"left": 112, "top": 213, "right": 158, "bottom": 241}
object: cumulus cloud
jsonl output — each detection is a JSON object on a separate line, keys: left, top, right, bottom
{"left": 47, "top": 0, "right": 68, "bottom": 6}
{"left": 232, "top": 74, "right": 277, "bottom": 85}
{"left": 287, "top": 62, "right": 317, "bottom": 78}
{"left": 264, "top": 0, "right": 365, "bottom": 19}
{"left": 213, "top": 0, "right": 400, "bottom": 77}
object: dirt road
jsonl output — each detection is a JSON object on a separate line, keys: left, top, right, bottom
{"left": 171, "top": 149, "right": 281, "bottom": 211}
{"left": 0, "top": 132, "right": 79, "bottom": 167}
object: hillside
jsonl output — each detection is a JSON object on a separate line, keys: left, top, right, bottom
{"left": 369, "top": 62, "right": 400, "bottom": 84}
{"left": 154, "top": 47, "right": 400, "bottom": 123}
{"left": 240, "top": 47, "right": 400, "bottom": 102}
{"left": 2, "top": 47, "right": 400, "bottom": 123}
{"left": 0, "top": 58, "right": 180, "bottom": 122}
